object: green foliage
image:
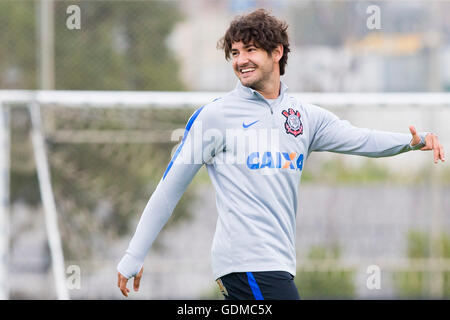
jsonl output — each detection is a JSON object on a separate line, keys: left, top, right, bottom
{"left": 0, "top": 1, "right": 37, "bottom": 89}
{"left": 9, "top": 106, "right": 200, "bottom": 260}
{"left": 3, "top": 1, "right": 192, "bottom": 261}
{"left": 0, "top": 1, "right": 185, "bottom": 90}
{"left": 9, "top": 107, "right": 41, "bottom": 205}
{"left": 53, "top": 1, "right": 185, "bottom": 90}
{"left": 295, "top": 245, "right": 356, "bottom": 299}
{"left": 393, "top": 230, "right": 450, "bottom": 298}
{"left": 406, "top": 230, "right": 430, "bottom": 259}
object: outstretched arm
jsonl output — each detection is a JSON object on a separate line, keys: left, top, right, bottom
{"left": 308, "top": 104, "right": 437, "bottom": 159}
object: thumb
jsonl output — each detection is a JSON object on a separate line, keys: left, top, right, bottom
{"left": 409, "top": 125, "right": 421, "bottom": 146}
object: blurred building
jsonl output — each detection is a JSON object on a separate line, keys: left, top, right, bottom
{"left": 168, "top": 0, "right": 450, "bottom": 92}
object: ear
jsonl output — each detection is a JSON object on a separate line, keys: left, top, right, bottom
{"left": 272, "top": 44, "right": 283, "bottom": 63}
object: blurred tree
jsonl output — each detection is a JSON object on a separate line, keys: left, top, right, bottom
{"left": 54, "top": 1, "right": 185, "bottom": 90}
{"left": 2, "top": 1, "right": 197, "bottom": 261}
{"left": 0, "top": 1, "right": 37, "bottom": 89}
{"left": 46, "top": 107, "right": 197, "bottom": 259}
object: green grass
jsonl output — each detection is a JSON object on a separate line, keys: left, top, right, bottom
{"left": 295, "top": 245, "right": 356, "bottom": 299}
{"left": 394, "top": 231, "right": 450, "bottom": 298}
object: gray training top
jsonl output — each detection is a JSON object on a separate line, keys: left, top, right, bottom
{"left": 117, "top": 80, "right": 427, "bottom": 280}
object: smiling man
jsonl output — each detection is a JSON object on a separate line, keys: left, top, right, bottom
{"left": 231, "top": 41, "right": 282, "bottom": 98}
{"left": 117, "top": 9, "right": 445, "bottom": 300}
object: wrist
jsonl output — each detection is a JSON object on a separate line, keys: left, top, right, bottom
{"left": 117, "top": 252, "right": 144, "bottom": 279}
{"left": 409, "top": 132, "right": 428, "bottom": 150}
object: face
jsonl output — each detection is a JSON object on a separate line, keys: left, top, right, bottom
{"left": 231, "top": 41, "right": 281, "bottom": 91}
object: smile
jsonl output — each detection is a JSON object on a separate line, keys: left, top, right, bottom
{"left": 241, "top": 68, "right": 255, "bottom": 73}
{"left": 240, "top": 68, "right": 256, "bottom": 77}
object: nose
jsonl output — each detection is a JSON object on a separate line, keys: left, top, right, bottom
{"left": 235, "top": 52, "right": 250, "bottom": 69}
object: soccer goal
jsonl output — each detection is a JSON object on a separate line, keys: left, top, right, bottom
{"left": 0, "top": 90, "right": 222, "bottom": 300}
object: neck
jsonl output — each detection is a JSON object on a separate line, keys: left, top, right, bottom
{"left": 254, "top": 79, "right": 281, "bottom": 99}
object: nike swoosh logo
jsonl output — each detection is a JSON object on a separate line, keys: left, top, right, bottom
{"left": 242, "top": 120, "right": 259, "bottom": 129}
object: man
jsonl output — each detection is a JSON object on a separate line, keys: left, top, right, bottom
{"left": 117, "top": 9, "right": 445, "bottom": 300}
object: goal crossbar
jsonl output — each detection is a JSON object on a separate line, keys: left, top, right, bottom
{"left": 1, "top": 90, "right": 450, "bottom": 108}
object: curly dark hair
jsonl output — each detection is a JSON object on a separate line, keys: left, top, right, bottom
{"left": 217, "top": 8, "right": 290, "bottom": 75}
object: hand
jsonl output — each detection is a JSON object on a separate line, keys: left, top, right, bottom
{"left": 117, "top": 267, "right": 143, "bottom": 297}
{"left": 409, "top": 125, "right": 445, "bottom": 164}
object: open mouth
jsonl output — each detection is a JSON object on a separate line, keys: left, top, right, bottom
{"left": 240, "top": 67, "right": 256, "bottom": 78}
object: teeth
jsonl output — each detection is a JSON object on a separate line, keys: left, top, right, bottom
{"left": 241, "top": 68, "right": 255, "bottom": 73}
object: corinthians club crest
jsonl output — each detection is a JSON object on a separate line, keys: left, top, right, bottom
{"left": 282, "top": 108, "right": 303, "bottom": 137}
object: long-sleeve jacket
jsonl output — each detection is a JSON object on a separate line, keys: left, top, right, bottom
{"left": 117, "top": 80, "right": 427, "bottom": 280}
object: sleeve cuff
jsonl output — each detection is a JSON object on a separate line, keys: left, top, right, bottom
{"left": 409, "top": 132, "right": 428, "bottom": 151}
{"left": 117, "top": 252, "right": 144, "bottom": 279}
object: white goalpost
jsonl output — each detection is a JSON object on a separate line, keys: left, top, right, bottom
{"left": 29, "top": 101, "right": 69, "bottom": 300}
{"left": 0, "top": 103, "right": 10, "bottom": 300}
{"left": 0, "top": 89, "right": 448, "bottom": 299}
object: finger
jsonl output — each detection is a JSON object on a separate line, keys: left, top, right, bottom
{"left": 119, "top": 277, "right": 129, "bottom": 297}
{"left": 121, "top": 286, "right": 130, "bottom": 297}
{"left": 117, "top": 273, "right": 121, "bottom": 288}
{"left": 420, "top": 134, "right": 433, "bottom": 151}
{"left": 429, "top": 135, "right": 436, "bottom": 162}
{"left": 433, "top": 136, "right": 445, "bottom": 162}
{"left": 432, "top": 136, "right": 439, "bottom": 163}
{"left": 134, "top": 267, "right": 143, "bottom": 291}
{"left": 120, "top": 284, "right": 128, "bottom": 297}
{"left": 409, "top": 126, "right": 423, "bottom": 147}
{"left": 134, "top": 275, "right": 141, "bottom": 291}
